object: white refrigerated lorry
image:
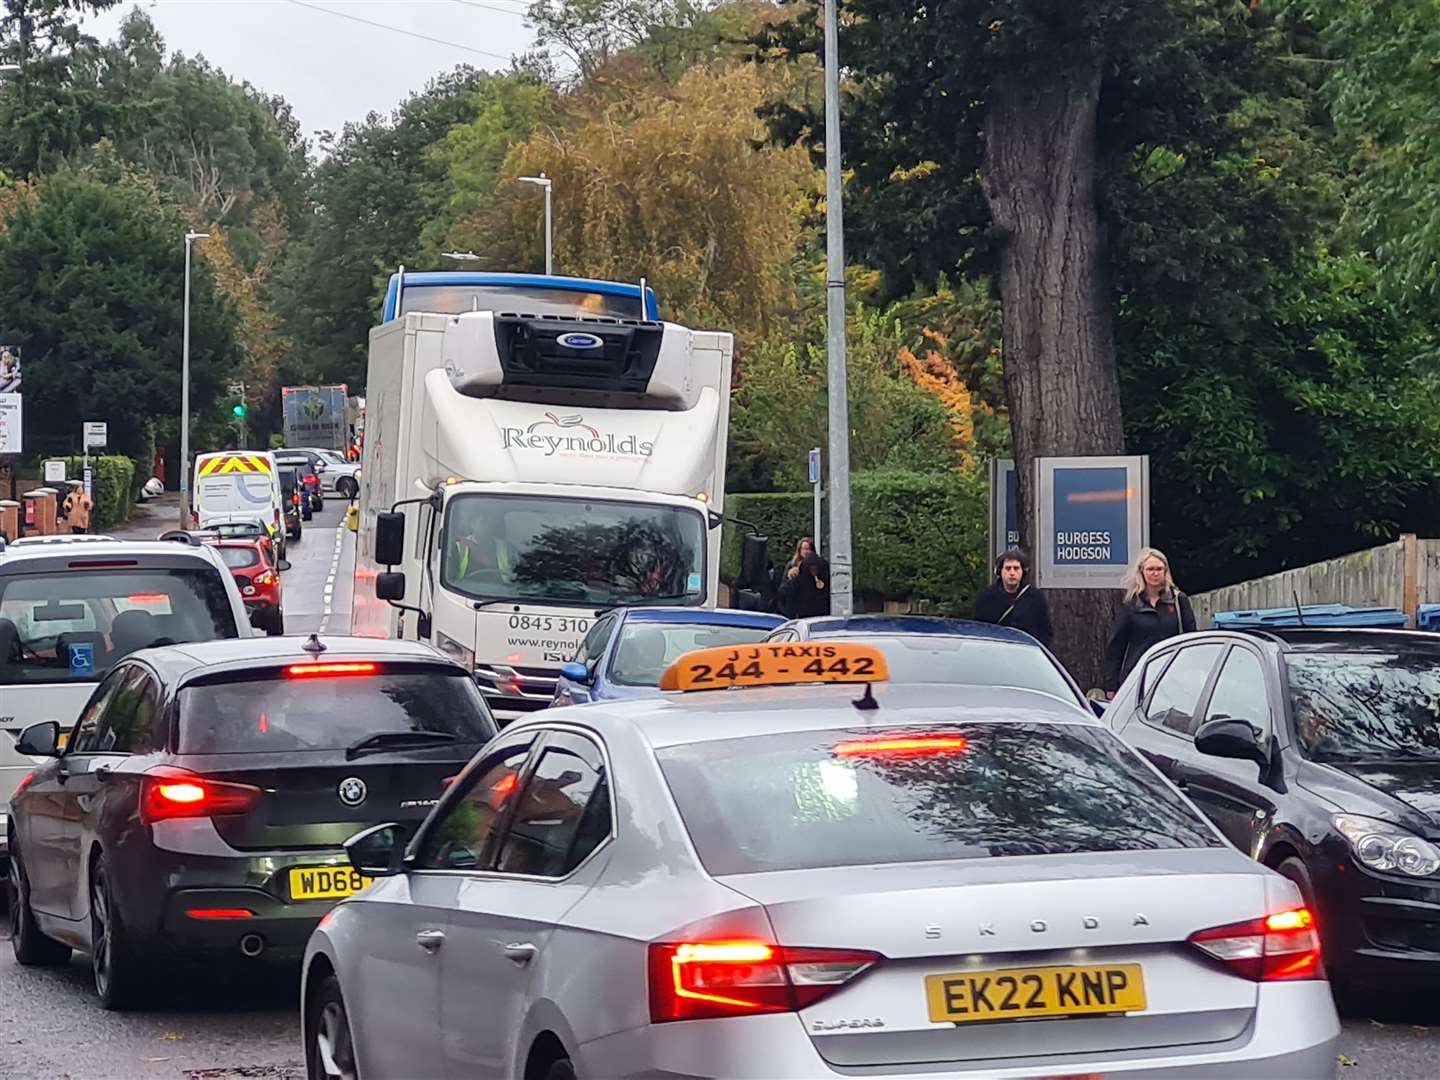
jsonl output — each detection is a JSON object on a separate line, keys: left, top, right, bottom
{"left": 351, "top": 307, "right": 734, "bottom": 718}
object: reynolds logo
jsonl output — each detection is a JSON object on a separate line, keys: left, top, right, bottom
{"left": 557, "top": 331, "right": 604, "bottom": 350}
{"left": 501, "top": 412, "right": 655, "bottom": 458}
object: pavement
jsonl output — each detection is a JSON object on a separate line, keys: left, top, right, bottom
{"left": 2, "top": 499, "right": 1439, "bottom": 1077}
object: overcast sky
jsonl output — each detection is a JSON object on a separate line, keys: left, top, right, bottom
{"left": 82, "top": 1, "right": 539, "bottom": 146}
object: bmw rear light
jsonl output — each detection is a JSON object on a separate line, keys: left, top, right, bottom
{"left": 1187, "top": 907, "right": 1322, "bottom": 982}
{"left": 140, "top": 769, "right": 262, "bottom": 824}
{"left": 648, "top": 940, "right": 882, "bottom": 1022}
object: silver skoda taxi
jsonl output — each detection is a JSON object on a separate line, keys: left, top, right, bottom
{"left": 301, "top": 642, "right": 1340, "bottom": 1080}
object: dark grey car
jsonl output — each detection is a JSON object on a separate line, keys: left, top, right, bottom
{"left": 7, "top": 635, "right": 496, "bottom": 1009}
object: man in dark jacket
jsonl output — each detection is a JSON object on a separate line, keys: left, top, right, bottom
{"left": 973, "top": 549, "right": 1053, "bottom": 647}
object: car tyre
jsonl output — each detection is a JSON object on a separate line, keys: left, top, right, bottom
{"left": 91, "top": 855, "right": 146, "bottom": 1010}
{"left": 543, "top": 1057, "right": 576, "bottom": 1080}
{"left": 10, "top": 851, "right": 71, "bottom": 966}
{"left": 307, "top": 974, "right": 359, "bottom": 1080}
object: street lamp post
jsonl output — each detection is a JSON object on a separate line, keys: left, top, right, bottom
{"left": 518, "top": 174, "right": 553, "bottom": 275}
{"left": 822, "top": 0, "right": 855, "bottom": 615}
{"left": 179, "top": 230, "right": 209, "bottom": 528}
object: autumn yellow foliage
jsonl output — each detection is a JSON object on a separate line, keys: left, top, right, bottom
{"left": 898, "top": 328, "right": 988, "bottom": 472}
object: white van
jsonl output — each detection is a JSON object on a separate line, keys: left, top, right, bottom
{"left": 193, "top": 451, "right": 285, "bottom": 558}
{"left": 0, "top": 540, "right": 252, "bottom": 870}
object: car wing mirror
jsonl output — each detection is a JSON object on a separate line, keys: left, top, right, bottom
{"left": 15, "top": 720, "right": 61, "bottom": 758}
{"left": 344, "top": 821, "right": 412, "bottom": 878}
{"left": 560, "top": 661, "right": 593, "bottom": 685}
{"left": 1194, "top": 717, "right": 1268, "bottom": 767}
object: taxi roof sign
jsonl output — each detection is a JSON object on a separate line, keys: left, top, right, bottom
{"left": 658, "top": 641, "right": 890, "bottom": 693}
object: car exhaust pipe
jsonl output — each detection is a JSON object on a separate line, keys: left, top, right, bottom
{"left": 239, "top": 933, "right": 265, "bottom": 958}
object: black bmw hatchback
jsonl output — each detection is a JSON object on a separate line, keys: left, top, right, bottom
{"left": 1106, "top": 626, "right": 1440, "bottom": 995}
{"left": 6, "top": 634, "right": 497, "bottom": 1009}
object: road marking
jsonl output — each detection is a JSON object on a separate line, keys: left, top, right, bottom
{"left": 319, "top": 526, "right": 344, "bottom": 634}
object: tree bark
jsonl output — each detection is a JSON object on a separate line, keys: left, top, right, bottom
{"left": 981, "top": 66, "right": 1126, "bottom": 690}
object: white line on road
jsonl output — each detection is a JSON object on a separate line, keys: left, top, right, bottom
{"left": 319, "top": 527, "right": 344, "bottom": 634}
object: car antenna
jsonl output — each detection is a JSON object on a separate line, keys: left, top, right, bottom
{"left": 1293, "top": 589, "right": 1306, "bottom": 628}
{"left": 852, "top": 683, "right": 879, "bottom": 712}
{"left": 302, "top": 633, "right": 327, "bottom": 655}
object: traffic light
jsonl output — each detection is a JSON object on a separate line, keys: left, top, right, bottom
{"left": 232, "top": 403, "right": 247, "bottom": 418}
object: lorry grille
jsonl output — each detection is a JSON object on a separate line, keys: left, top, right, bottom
{"left": 474, "top": 662, "right": 558, "bottom": 714}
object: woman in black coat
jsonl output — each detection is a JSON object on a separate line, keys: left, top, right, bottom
{"left": 1102, "top": 547, "right": 1196, "bottom": 696}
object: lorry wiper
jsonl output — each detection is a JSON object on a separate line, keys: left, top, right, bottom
{"left": 345, "top": 730, "right": 457, "bottom": 760}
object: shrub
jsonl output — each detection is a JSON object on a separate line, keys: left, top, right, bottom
{"left": 57, "top": 455, "right": 135, "bottom": 529}
{"left": 723, "top": 469, "right": 989, "bottom": 615}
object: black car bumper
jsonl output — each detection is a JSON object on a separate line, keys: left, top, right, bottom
{"left": 1311, "top": 851, "right": 1440, "bottom": 989}
{"left": 162, "top": 887, "right": 333, "bottom": 960}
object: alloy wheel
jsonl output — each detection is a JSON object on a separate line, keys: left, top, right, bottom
{"left": 315, "top": 1000, "right": 358, "bottom": 1080}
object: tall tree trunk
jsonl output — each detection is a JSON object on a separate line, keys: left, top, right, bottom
{"left": 981, "top": 67, "right": 1126, "bottom": 690}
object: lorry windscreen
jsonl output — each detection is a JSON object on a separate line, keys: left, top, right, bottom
{"left": 441, "top": 494, "right": 704, "bottom": 608}
{"left": 398, "top": 284, "right": 642, "bottom": 320}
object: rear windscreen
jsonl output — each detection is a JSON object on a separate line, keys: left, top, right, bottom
{"left": 177, "top": 668, "right": 497, "bottom": 753}
{"left": 215, "top": 547, "right": 261, "bottom": 569}
{"left": 0, "top": 568, "right": 238, "bottom": 685}
{"left": 657, "top": 723, "right": 1219, "bottom": 875}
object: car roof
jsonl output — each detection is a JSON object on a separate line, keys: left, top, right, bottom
{"left": 1231, "top": 627, "right": 1440, "bottom": 653}
{"left": 618, "top": 607, "right": 784, "bottom": 629}
{"left": 790, "top": 614, "right": 1038, "bottom": 645}
{"left": 0, "top": 540, "right": 228, "bottom": 573}
{"left": 518, "top": 682, "right": 1094, "bottom": 750}
{"left": 128, "top": 635, "right": 463, "bottom": 686}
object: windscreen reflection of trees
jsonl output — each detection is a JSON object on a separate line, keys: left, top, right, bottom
{"left": 513, "top": 517, "right": 698, "bottom": 603}
{"left": 375, "top": 677, "right": 492, "bottom": 740}
{"left": 668, "top": 724, "right": 1217, "bottom": 873}
{"left": 1290, "top": 654, "right": 1440, "bottom": 761}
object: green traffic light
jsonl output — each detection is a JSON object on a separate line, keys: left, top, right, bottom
{"left": 232, "top": 404, "right": 247, "bottom": 418}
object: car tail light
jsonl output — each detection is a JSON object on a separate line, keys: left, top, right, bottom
{"left": 1187, "top": 907, "right": 1322, "bottom": 981}
{"left": 285, "top": 662, "right": 377, "bottom": 678}
{"left": 186, "top": 908, "right": 255, "bottom": 920}
{"left": 253, "top": 569, "right": 276, "bottom": 587}
{"left": 648, "top": 940, "right": 882, "bottom": 1022}
{"left": 305, "top": 474, "right": 318, "bottom": 486}
{"left": 832, "top": 734, "right": 969, "bottom": 757}
{"left": 141, "top": 769, "right": 262, "bottom": 824}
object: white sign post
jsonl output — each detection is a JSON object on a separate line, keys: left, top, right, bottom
{"left": 0, "top": 393, "right": 20, "bottom": 454}
{"left": 807, "top": 447, "right": 822, "bottom": 553}
{"left": 82, "top": 422, "right": 107, "bottom": 502}
{"left": 44, "top": 460, "right": 66, "bottom": 483}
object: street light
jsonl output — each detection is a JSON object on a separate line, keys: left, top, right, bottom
{"left": 518, "top": 174, "right": 553, "bottom": 275}
{"left": 179, "top": 230, "right": 209, "bottom": 528}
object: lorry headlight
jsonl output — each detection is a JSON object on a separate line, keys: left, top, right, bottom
{"left": 436, "top": 631, "right": 476, "bottom": 670}
{"left": 1334, "top": 814, "right": 1440, "bottom": 877}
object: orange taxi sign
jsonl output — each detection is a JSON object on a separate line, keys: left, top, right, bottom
{"left": 658, "top": 642, "right": 889, "bottom": 692}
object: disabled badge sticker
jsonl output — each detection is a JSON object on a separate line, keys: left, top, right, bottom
{"left": 68, "top": 642, "right": 95, "bottom": 677}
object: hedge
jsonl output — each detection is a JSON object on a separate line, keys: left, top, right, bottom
{"left": 722, "top": 469, "right": 990, "bottom": 615}
{"left": 56, "top": 455, "right": 136, "bottom": 529}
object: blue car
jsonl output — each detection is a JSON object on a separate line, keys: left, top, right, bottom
{"left": 765, "top": 614, "right": 1100, "bottom": 715}
{"left": 552, "top": 607, "right": 785, "bottom": 705}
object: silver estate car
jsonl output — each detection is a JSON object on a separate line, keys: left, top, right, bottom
{"left": 301, "top": 644, "right": 1340, "bottom": 1080}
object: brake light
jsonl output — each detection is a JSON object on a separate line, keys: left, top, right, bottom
{"left": 285, "top": 662, "right": 378, "bottom": 678}
{"left": 1188, "top": 907, "right": 1322, "bottom": 981}
{"left": 127, "top": 593, "right": 168, "bottom": 604}
{"left": 140, "top": 770, "right": 262, "bottom": 824}
{"left": 305, "top": 474, "right": 318, "bottom": 485}
{"left": 648, "top": 940, "right": 882, "bottom": 1022}
{"left": 253, "top": 570, "right": 275, "bottom": 587}
{"left": 832, "top": 734, "right": 969, "bottom": 757}
{"left": 186, "top": 908, "right": 255, "bottom": 920}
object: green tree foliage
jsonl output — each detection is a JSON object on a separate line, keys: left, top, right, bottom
{"left": 729, "top": 308, "right": 956, "bottom": 492}
{"left": 0, "top": 168, "right": 243, "bottom": 461}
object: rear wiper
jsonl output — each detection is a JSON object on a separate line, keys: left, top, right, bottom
{"left": 345, "top": 731, "right": 457, "bottom": 760}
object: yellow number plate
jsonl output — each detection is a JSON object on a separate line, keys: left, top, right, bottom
{"left": 288, "top": 866, "right": 373, "bottom": 902}
{"left": 925, "top": 963, "right": 1146, "bottom": 1024}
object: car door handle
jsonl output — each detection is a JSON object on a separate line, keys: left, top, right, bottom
{"left": 416, "top": 929, "right": 446, "bottom": 952}
{"left": 503, "top": 942, "right": 538, "bottom": 965}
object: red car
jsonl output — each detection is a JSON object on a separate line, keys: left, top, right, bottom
{"left": 210, "top": 538, "right": 285, "bottom": 635}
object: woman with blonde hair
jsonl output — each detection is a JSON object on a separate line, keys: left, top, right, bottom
{"left": 1101, "top": 547, "right": 1196, "bottom": 697}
